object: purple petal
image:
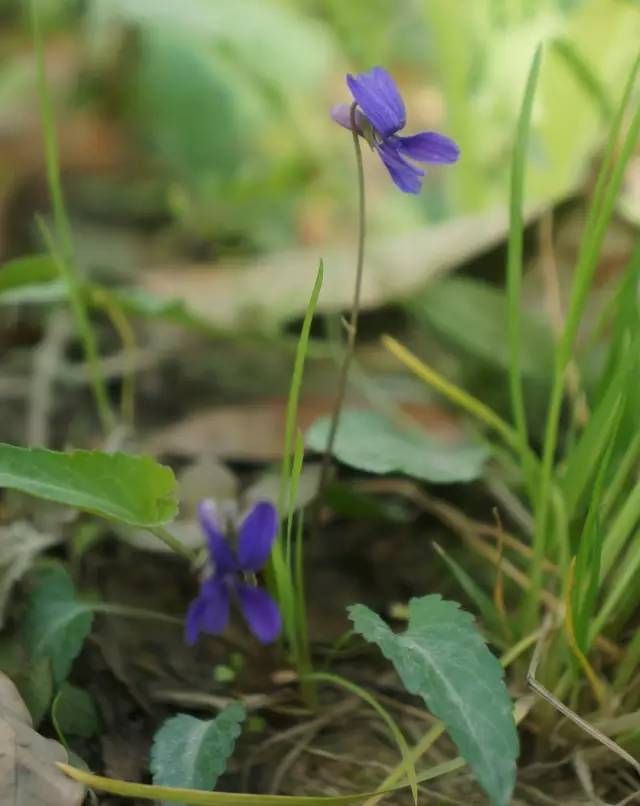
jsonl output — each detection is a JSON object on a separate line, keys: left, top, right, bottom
{"left": 236, "top": 582, "right": 282, "bottom": 644}
{"left": 330, "top": 103, "right": 367, "bottom": 134}
{"left": 237, "top": 501, "right": 278, "bottom": 572}
{"left": 395, "top": 131, "right": 460, "bottom": 164}
{"left": 185, "top": 577, "right": 230, "bottom": 645}
{"left": 198, "top": 500, "right": 237, "bottom": 576}
{"left": 346, "top": 66, "right": 406, "bottom": 138}
{"left": 376, "top": 140, "right": 424, "bottom": 194}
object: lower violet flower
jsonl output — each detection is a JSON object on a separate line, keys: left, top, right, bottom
{"left": 331, "top": 65, "right": 459, "bottom": 193}
{"left": 185, "top": 499, "right": 282, "bottom": 645}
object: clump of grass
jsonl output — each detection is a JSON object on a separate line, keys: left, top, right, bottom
{"left": 385, "top": 45, "right": 640, "bottom": 729}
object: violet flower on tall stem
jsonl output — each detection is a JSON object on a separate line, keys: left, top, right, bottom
{"left": 313, "top": 67, "right": 460, "bottom": 529}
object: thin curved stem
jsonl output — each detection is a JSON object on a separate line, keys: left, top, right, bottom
{"left": 91, "top": 603, "right": 184, "bottom": 626}
{"left": 313, "top": 103, "right": 366, "bottom": 524}
{"left": 148, "top": 526, "right": 195, "bottom": 562}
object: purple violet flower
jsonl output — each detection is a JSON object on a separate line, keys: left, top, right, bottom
{"left": 331, "top": 66, "right": 460, "bottom": 194}
{"left": 185, "top": 499, "right": 282, "bottom": 645}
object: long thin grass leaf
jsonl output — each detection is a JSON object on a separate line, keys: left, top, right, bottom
{"left": 530, "top": 51, "right": 640, "bottom": 621}
{"left": 432, "top": 542, "right": 501, "bottom": 637}
{"left": 31, "top": 6, "right": 114, "bottom": 432}
{"left": 381, "top": 335, "right": 521, "bottom": 454}
{"left": 272, "top": 262, "right": 323, "bottom": 652}
{"left": 551, "top": 39, "right": 612, "bottom": 121}
{"left": 506, "top": 44, "right": 542, "bottom": 496}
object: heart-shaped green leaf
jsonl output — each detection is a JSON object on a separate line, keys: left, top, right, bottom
{"left": 52, "top": 683, "right": 100, "bottom": 739}
{"left": 0, "top": 444, "right": 177, "bottom": 527}
{"left": 23, "top": 565, "right": 93, "bottom": 686}
{"left": 349, "top": 596, "right": 518, "bottom": 806}
{"left": 306, "top": 411, "right": 487, "bottom": 483}
{"left": 151, "top": 704, "right": 246, "bottom": 804}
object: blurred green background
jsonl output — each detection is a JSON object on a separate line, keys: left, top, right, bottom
{"left": 1, "top": 0, "right": 638, "bottom": 266}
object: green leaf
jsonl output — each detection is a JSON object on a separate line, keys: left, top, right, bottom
{"left": 150, "top": 704, "right": 246, "bottom": 804}
{"left": 23, "top": 565, "right": 93, "bottom": 685}
{"left": 0, "top": 444, "right": 177, "bottom": 527}
{"left": 52, "top": 683, "right": 99, "bottom": 738}
{"left": 306, "top": 411, "right": 487, "bottom": 484}
{"left": 102, "top": 288, "right": 219, "bottom": 333}
{"left": 0, "top": 254, "right": 58, "bottom": 295}
{"left": 412, "top": 276, "right": 554, "bottom": 378}
{"left": 432, "top": 543, "right": 502, "bottom": 638}
{"left": 17, "top": 657, "right": 54, "bottom": 728}
{"left": 349, "top": 596, "right": 518, "bottom": 806}
{"left": 0, "top": 273, "right": 221, "bottom": 335}
{"left": 551, "top": 38, "right": 612, "bottom": 121}
{"left": 0, "top": 251, "right": 62, "bottom": 307}
{"left": 0, "top": 521, "right": 59, "bottom": 628}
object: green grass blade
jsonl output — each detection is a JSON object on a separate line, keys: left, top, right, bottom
{"left": 600, "top": 436, "right": 640, "bottom": 578}
{"left": 293, "top": 509, "right": 315, "bottom": 705}
{"left": 551, "top": 38, "right": 612, "bottom": 121}
{"left": 285, "top": 432, "right": 306, "bottom": 570}
{"left": 571, "top": 409, "right": 620, "bottom": 651}
{"left": 560, "top": 52, "right": 640, "bottom": 369}
{"left": 561, "top": 384, "right": 625, "bottom": 518}
{"left": 58, "top": 759, "right": 445, "bottom": 805}
{"left": 602, "top": 431, "right": 640, "bottom": 521}
{"left": 591, "top": 526, "right": 640, "bottom": 641}
{"left": 432, "top": 542, "right": 501, "bottom": 638}
{"left": 529, "top": 51, "right": 640, "bottom": 622}
{"left": 31, "top": 3, "right": 114, "bottom": 433}
{"left": 278, "top": 261, "right": 324, "bottom": 510}
{"left": 271, "top": 262, "right": 322, "bottom": 684}
{"left": 506, "top": 44, "right": 542, "bottom": 496}
{"left": 614, "top": 628, "right": 640, "bottom": 690}
{"left": 382, "top": 335, "right": 522, "bottom": 455}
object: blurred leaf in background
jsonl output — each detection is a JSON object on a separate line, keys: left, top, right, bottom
{"left": 86, "top": 0, "right": 337, "bottom": 249}
{"left": 1, "top": 0, "right": 638, "bottom": 261}
{"left": 425, "top": 0, "right": 640, "bottom": 211}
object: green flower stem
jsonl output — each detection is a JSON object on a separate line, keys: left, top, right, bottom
{"left": 148, "top": 526, "right": 195, "bottom": 562}
{"left": 314, "top": 102, "right": 366, "bottom": 520}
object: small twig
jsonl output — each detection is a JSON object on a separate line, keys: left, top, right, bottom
{"left": 616, "top": 790, "right": 640, "bottom": 805}
{"left": 572, "top": 749, "right": 600, "bottom": 805}
{"left": 527, "top": 613, "right": 640, "bottom": 778}
{"left": 241, "top": 697, "right": 360, "bottom": 790}
{"left": 485, "top": 473, "right": 534, "bottom": 535}
{"left": 269, "top": 732, "right": 315, "bottom": 794}
{"left": 149, "top": 688, "right": 288, "bottom": 713}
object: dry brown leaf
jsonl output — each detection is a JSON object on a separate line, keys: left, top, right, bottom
{"left": 0, "top": 673, "right": 84, "bottom": 806}
{"left": 142, "top": 398, "right": 461, "bottom": 462}
{"left": 140, "top": 207, "right": 515, "bottom": 329}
